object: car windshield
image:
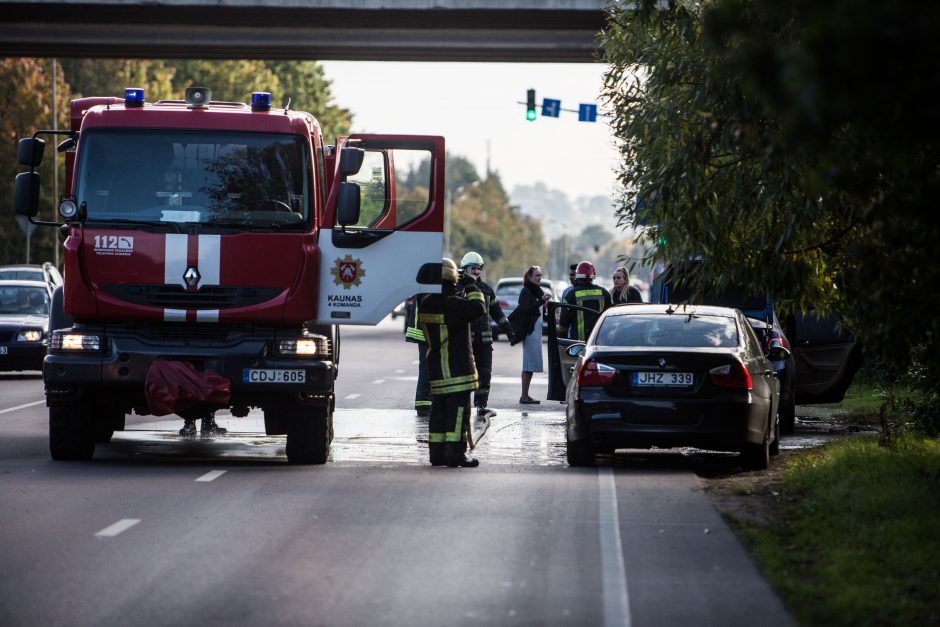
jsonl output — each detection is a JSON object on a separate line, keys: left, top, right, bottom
{"left": 0, "top": 269, "right": 43, "bottom": 281}
{"left": 75, "top": 129, "right": 310, "bottom": 229}
{"left": 594, "top": 313, "right": 738, "bottom": 348}
{"left": 0, "top": 286, "right": 49, "bottom": 315}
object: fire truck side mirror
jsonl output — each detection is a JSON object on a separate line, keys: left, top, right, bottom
{"left": 14, "top": 172, "right": 40, "bottom": 217}
{"left": 339, "top": 147, "right": 364, "bottom": 176}
{"left": 18, "top": 137, "right": 45, "bottom": 168}
{"left": 336, "top": 181, "right": 361, "bottom": 227}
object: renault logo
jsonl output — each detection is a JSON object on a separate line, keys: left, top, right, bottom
{"left": 183, "top": 266, "right": 201, "bottom": 288}
{"left": 658, "top": 357, "right": 667, "bottom": 369}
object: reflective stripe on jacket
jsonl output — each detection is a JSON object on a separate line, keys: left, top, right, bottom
{"left": 419, "top": 287, "right": 486, "bottom": 395}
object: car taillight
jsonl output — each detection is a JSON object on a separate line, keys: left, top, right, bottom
{"left": 577, "top": 359, "right": 617, "bottom": 387}
{"left": 709, "top": 359, "right": 753, "bottom": 389}
{"left": 499, "top": 299, "right": 509, "bottom": 308}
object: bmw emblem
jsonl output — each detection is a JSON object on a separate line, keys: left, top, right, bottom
{"left": 658, "top": 357, "right": 667, "bottom": 369}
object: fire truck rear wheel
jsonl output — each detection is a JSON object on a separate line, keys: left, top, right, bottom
{"left": 49, "top": 402, "right": 96, "bottom": 461}
{"left": 286, "top": 405, "right": 333, "bottom": 465}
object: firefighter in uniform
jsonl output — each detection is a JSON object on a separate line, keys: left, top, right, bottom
{"left": 403, "top": 293, "right": 432, "bottom": 416}
{"left": 459, "top": 251, "right": 513, "bottom": 418}
{"left": 558, "top": 261, "right": 612, "bottom": 341}
{"left": 419, "top": 258, "right": 487, "bottom": 467}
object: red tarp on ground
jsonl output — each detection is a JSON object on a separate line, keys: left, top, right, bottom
{"left": 144, "top": 358, "right": 231, "bottom": 416}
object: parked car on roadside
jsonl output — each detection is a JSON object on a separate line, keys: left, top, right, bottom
{"left": 649, "top": 264, "right": 861, "bottom": 433}
{"left": 492, "top": 277, "right": 562, "bottom": 341}
{"left": 552, "top": 303, "right": 785, "bottom": 469}
{"left": 0, "top": 262, "right": 62, "bottom": 289}
{"left": 0, "top": 280, "right": 53, "bottom": 371}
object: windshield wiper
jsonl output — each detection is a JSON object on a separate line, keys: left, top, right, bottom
{"left": 84, "top": 218, "right": 182, "bottom": 233}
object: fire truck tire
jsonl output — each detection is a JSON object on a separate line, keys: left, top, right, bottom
{"left": 49, "top": 402, "right": 95, "bottom": 461}
{"left": 94, "top": 408, "right": 124, "bottom": 444}
{"left": 286, "top": 405, "right": 333, "bottom": 465}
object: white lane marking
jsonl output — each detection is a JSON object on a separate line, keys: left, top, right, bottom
{"left": 372, "top": 379, "right": 385, "bottom": 384}
{"left": 195, "top": 470, "right": 226, "bottom": 482}
{"left": 394, "top": 369, "right": 405, "bottom": 374}
{"left": 0, "top": 400, "right": 44, "bottom": 415}
{"left": 345, "top": 393, "right": 360, "bottom": 400}
{"left": 95, "top": 518, "right": 140, "bottom": 538}
{"left": 411, "top": 360, "right": 419, "bottom": 365}
{"left": 599, "top": 467, "right": 631, "bottom": 627}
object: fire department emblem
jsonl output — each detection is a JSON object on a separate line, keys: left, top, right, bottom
{"left": 331, "top": 255, "right": 365, "bottom": 289}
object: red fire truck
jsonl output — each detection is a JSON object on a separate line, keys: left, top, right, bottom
{"left": 13, "top": 86, "right": 445, "bottom": 464}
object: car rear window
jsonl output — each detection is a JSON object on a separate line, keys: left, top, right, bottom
{"left": 594, "top": 314, "right": 739, "bottom": 348}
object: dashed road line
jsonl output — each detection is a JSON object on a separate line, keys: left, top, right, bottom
{"left": 345, "top": 393, "right": 360, "bottom": 400}
{"left": 372, "top": 379, "right": 385, "bottom": 384}
{"left": 195, "top": 470, "right": 227, "bottom": 482}
{"left": 394, "top": 369, "right": 405, "bottom": 374}
{"left": 95, "top": 518, "right": 140, "bottom": 538}
{"left": 0, "top": 400, "right": 45, "bottom": 415}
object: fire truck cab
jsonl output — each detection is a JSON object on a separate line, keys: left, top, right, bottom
{"left": 13, "top": 87, "right": 445, "bottom": 464}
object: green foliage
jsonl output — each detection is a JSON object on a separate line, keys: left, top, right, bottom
{"left": 601, "top": 0, "right": 940, "bottom": 404}
{"left": 740, "top": 436, "right": 940, "bottom": 626}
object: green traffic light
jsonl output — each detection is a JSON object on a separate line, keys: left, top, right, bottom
{"left": 526, "top": 109, "right": 537, "bottom": 121}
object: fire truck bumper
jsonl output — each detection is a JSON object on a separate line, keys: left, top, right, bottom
{"left": 43, "top": 331, "right": 335, "bottom": 408}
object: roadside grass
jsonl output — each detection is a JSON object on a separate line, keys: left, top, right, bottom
{"left": 821, "top": 381, "right": 891, "bottom": 419}
{"left": 733, "top": 434, "right": 940, "bottom": 626}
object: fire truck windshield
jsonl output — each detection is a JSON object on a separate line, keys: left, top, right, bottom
{"left": 75, "top": 129, "right": 310, "bottom": 229}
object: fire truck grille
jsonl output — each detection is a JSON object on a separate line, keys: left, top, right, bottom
{"left": 102, "top": 284, "right": 283, "bottom": 310}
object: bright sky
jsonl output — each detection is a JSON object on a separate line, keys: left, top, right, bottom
{"left": 320, "top": 61, "right": 621, "bottom": 203}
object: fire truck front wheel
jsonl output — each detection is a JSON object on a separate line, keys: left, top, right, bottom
{"left": 49, "top": 401, "right": 96, "bottom": 461}
{"left": 285, "top": 404, "right": 333, "bottom": 465}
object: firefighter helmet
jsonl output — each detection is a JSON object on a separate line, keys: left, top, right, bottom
{"left": 460, "top": 251, "right": 484, "bottom": 269}
{"left": 442, "top": 258, "right": 459, "bottom": 284}
{"left": 575, "top": 261, "right": 596, "bottom": 281}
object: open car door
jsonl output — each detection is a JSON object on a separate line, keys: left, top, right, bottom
{"left": 316, "top": 135, "right": 444, "bottom": 325}
{"left": 546, "top": 302, "right": 594, "bottom": 401}
{"left": 789, "top": 311, "right": 862, "bottom": 404}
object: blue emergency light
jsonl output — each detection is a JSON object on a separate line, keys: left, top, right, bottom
{"left": 251, "top": 92, "right": 271, "bottom": 112}
{"left": 124, "top": 88, "right": 145, "bottom": 108}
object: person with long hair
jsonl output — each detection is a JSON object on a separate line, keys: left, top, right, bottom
{"left": 611, "top": 266, "right": 643, "bottom": 304}
{"left": 516, "top": 265, "right": 551, "bottom": 404}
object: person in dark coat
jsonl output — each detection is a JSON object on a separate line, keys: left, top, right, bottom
{"left": 512, "top": 265, "right": 551, "bottom": 404}
{"left": 419, "top": 258, "right": 487, "bottom": 467}
{"left": 611, "top": 266, "right": 643, "bottom": 304}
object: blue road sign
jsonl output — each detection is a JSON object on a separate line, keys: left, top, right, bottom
{"left": 578, "top": 103, "right": 598, "bottom": 122}
{"left": 541, "top": 98, "right": 561, "bottom": 118}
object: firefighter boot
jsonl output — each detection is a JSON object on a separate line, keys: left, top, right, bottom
{"left": 200, "top": 414, "right": 227, "bottom": 437}
{"left": 444, "top": 442, "right": 479, "bottom": 468}
{"left": 429, "top": 442, "right": 446, "bottom": 466}
{"left": 179, "top": 420, "right": 197, "bottom": 438}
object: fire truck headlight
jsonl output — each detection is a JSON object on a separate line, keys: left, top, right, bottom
{"left": 51, "top": 332, "right": 105, "bottom": 353}
{"left": 58, "top": 198, "right": 78, "bottom": 219}
{"left": 276, "top": 334, "right": 328, "bottom": 358}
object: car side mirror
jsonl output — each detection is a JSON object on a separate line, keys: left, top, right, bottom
{"left": 14, "top": 172, "right": 40, "bottom": 217}
{"left": 566, "top": 343, "right": 586, "bottom": 357}
{"left": 415, "top": 262, "right": 442, "bottom": 285}
{"left": 339, "top": 147, "right": 365, "bottom": 176}
{"left": 336, "top": 182, "right": 361, "bottom": 227}
{"left": 766, "top": 338, "right": 791, "bottom": 361}
{"left": 18, "top": 137, "right": 45, "bottom": 167}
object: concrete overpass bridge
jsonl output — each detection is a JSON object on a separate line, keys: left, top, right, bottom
{"left": 0, "top": 0, "right": 609, "bottom": 62}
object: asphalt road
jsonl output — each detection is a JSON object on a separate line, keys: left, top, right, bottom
{"left": 0, "top": 316, "right": 793, "bottom": 627}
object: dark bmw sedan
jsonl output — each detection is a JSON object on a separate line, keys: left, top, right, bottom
{"left": 552, "top": 304, "right": 786, "bottom": 469}
{"left": 0, "top": 280, "right": 52, "bottom": 372}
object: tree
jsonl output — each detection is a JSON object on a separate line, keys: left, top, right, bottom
{"left": 601, "top": 0, "right": 940, "bottom": 401}
{"left": 0, "top": 58, "right": 70, "bottom": 265}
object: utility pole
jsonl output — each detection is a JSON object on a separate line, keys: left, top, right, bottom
{"left": 52, "top": 58, "right": 59, "bottom": 268}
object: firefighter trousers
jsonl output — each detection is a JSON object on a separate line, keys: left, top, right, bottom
{"left": 472, "top": 340, "right": 493, "bottom": 410}
{"left": 428, "top": 391, "right": 471, "bottom": 465}
{"left": 414, "top": 341, "right": 431, "bottom": 414}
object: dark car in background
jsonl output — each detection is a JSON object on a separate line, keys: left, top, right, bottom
{"left": 554, "top": 304, "right": 784, "bottom": 469}
{"left": 649, "top": 265, "right": 861, "bottom": 432}
{"left": 492, "top": 277, "right": 562, "bottom": 341}
{"left": 0, "top": 280, "right": 53, "bottom": 371}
